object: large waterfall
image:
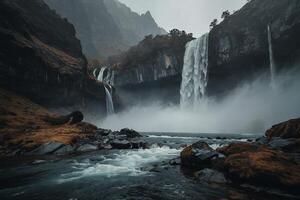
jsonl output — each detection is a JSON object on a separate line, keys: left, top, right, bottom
{"left": 268, "top": 25, "right": 276, "bottom": 87}
{"left": 180, "top": 33, "right": 209, "bottom": 108}
{"left": 104, "top": 85, "right": 115, "bottom": 115}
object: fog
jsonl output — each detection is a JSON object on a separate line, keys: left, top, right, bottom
{"left": 100, "top": 69, "right": 300, "bottom": 134}
{"left": 119, "top": 0, "right": 247, "bottom": 36}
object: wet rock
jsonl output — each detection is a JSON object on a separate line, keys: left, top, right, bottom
{"left": 76, "top": 144, "right": 98, "bottom": 152}
{"left": 119, "top": 128, "right": 142, "bottom": 138}
{"left": 195, "top": 169, "right": 227, "bottom": 184}
{"left": 54, "top": 145, "right": 75, "bottom": 155}
{"left": 221, "top": 142, "right": 300, "bottom": 190}
{"left": 180, "top": 141, "right": 222, "bottom": 169}
{"left": 111, "top": 140, "right": 132, "bottom": 149}
{"left": 256, "top": 136, "right": 268, "bottom": 145}
{"left": 27, "top": 142, "right": 65, "bottom": 155}
{"left": 266, "top": 118, "right": 300, "bottom": 139}
{"left": 169, "top": 157, "right": 181, "bottom": 166}
{"left": 131, "top": 141, "right": 147, "bottom": 149}
{"left": 95, "top": 129, "right": 111, "bottom": 136}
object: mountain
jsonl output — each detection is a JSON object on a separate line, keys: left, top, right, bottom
{"left": 45, "top": 0, "right": 166, "bottom": 59}
{"left": 0, "top": 0, "right": 107, "bottom": 118}
{"left": 103, "top": 0, "right": 166, "bottom": 46}
{"left": 109, "top": 0, "right": 300, "bottom": 104}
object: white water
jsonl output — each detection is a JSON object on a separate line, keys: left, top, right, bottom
{"left": 57, "top": 145, "right": 180, "bottom": 183}
{"left": 268, "top": 25, "right": 276, "bottom": 87}
{"left": 104, "top": 85, "right": 115, "bottom": 115}
{"left": 180, "top": 33, "right": 209, "bottom": 108}
{"left": 97, "top": 67, "right": 107, "bottom": 82}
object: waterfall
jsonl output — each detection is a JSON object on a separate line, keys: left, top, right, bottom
{"left": 97, "top": 67, "right": 107, "bottom": 82}
{"left": 104, "top": 84, "right": 115, "bottom": 115}
{"left": 268, "top": 25, "right": 276, "bottom": 87}
{"left": 180, "top": 33, "right": 209, "bottom": 108}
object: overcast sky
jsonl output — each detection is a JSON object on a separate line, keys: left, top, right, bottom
{"left": 119, "top": 0, "right": 247, "bottom": 37}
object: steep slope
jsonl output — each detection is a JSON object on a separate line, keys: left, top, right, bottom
{"left": 0, "top": 0, "right": 107, "bottom": 117}
{"left": 103, "top": 0, "right": 166, "bottom": 46}
{"left": 45, "top": 0, "right": 126, "bottom": 59}
{"left": 45, "top": 0, "right": 166, "bottom": 59}
{"left": 0, "top": 0, "right": 86, "bottom": 106}
{"left": 208, "top": 0, "right": 300, "bottom": 96}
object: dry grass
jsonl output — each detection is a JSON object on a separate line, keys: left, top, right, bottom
{"left": 0, "top": 88, "right": 90, "bottom": 152}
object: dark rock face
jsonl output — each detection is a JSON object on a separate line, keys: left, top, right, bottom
{"left": 110, "top": 32, "right": 193, "bottom": 105}
{"left": 266, "top": 118, "right": 300, "bottom": 139}
{"left": 0, "top": 0, "right": 86, "bottom": 106}
{"left": 0, "top": 0, "right": 107, "bottom": 117}
{"left": 208, "top": 0, "right": 300, "bottom": 96}
{"left": 45, "top": 0, "right": 166, "bottom": 59}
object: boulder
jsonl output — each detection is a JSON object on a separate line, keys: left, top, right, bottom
{"left": 180, "top": 141, "right": 222, "bottom": 169}
{"left": 266, "top": 118, "right": 300, "bottom": 139}
{"left": 221, "top": 142, "right": 300, "bottom": 190}
{"left": 76, "top": 144, "right": 98, "bottom": 152}
{"left": 119, "top": 128, "right": 142, "bottom": 138}
{"left": 131, "top": 140, "right": 147, "bottom": 149}
{"left": 111, "top": 140, "right": 132, "bottom": 149}
{"left": 27, "top": 142, "right": 65, "bottom": 155}
{"left": 195, "top": 169, "right": 227, "bottom": 184}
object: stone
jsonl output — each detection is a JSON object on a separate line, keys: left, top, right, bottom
{"left": 195, "top": 169, "right": 227, "bottom": 184}
{"left": 119, "top": 128, "right": 142, "bottom": 138}
{"left": 76, "top": 144, "right": 98, "bottom": 152}
{"left": 221, "top": 142, "right": 300, "bottom": 189}
{"left": 181, "top": 141, "right": 222, "bottom": 169}
{"left": 266, "top": 118, "right": 300, "bottom": 139}
{"left": 110, "top": 140, "right": 132, "bottom": 149}
{"left": 27, "top": 142, "right": 65, "bottom": 155}
{"left": 169, "top": 157, "right": 181, "bottom": 166}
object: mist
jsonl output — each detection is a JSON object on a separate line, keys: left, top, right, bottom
{"left": 99, "top": 69, "right": 300, "bottom": 134}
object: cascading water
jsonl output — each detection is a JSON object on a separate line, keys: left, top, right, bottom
{"left": 180, "top": 33, "right": 209, "bottom": 108}
{"left": 268, "top": 25, "right": 276, "bottom": 87}
{"left": 104, "top": 84, "right": 115, "bottom": 115}
{"left": 97, "top": 67, "right": 107, "bottom": 82}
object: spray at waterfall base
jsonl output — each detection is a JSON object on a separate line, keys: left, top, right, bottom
{"left": 99, "top": 31, "right": 300, "bottom": 134}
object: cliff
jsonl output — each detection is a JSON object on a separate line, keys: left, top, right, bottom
{"left": 207, "top": 0, "right": 300, "bottom": 96}
{"left": 0, "top": 0, "right": 107, "bottom": 118}
{"left": 45, "top": 0, "right": 166, "bottom": 59}
{"left": 108, "top": 31, "right": 193, "bottom": 104}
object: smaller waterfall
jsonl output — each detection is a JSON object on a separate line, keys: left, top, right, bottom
{"left": 180, "top": 33, "right": 209, "bottom": 108}
{"left": 268, "top": 25, "right": 276, "bottom": 87}
{"left": 97, "top": 67, "right": 107, "bottom": 82}
{"left": 104, "top": 84, "right": 115, "bottom": 115}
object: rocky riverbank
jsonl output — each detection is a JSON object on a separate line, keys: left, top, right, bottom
{"left": 0, "top": 88, "right": 145, "bottom": 158}
{"left": 179, "top": 118, "right": 300, "bottom": 195}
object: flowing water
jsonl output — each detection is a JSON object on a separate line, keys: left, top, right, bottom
{"left": 97, "top": 67, "right": 107, "bottom": 82}
{"left": 0, "top": 132, "right": 294, "bottom": 200}
{"left": 180, "top": 33, "right": 209, "bottom": 108}
{"left": 268, "top": 25, "right": 276, "bottom": 87}
{"left": 104, "top": 85, "right": 115, "bottom": 115}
